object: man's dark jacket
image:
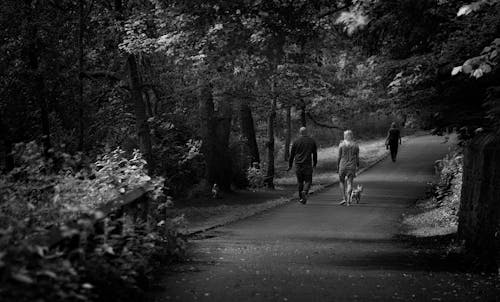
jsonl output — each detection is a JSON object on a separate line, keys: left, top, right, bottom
{"left": 289, "top": 136, "right": 318, "bottom": 168}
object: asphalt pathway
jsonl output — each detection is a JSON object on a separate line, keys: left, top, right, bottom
{"left": 152, "top": 135, "right": 500, "bottom": 302}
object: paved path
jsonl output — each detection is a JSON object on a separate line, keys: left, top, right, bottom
{"left": 152, "top": 135, "right": 500, "bottom": 302}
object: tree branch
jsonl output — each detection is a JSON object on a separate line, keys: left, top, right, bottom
{"left": 81, "top": 70, "right": 121, "bottom": 81}
{"left": 318, "top": 3, "right": 353, "bottom": 19}
{"left": 306, "top": 111, "right": 343, "bottom": 129}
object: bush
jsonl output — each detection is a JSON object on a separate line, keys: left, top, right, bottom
{"left": 247, "top": 163, "right": 266, "bottom": 189}
{"left": 0, "top": 142, "right": 185, "bottom": 302}
{"left": 433, "top": 151, "right": 463, "bottom": 210}
{"left": 149, "top": 117, "right": 205, "bottom": 197}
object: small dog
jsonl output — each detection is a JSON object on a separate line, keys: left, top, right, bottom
{"left": 351, "top": 185, "right": 363, "bottom": 204}
{"left": 211, "top": 183, "right": 221, "bottom": 199}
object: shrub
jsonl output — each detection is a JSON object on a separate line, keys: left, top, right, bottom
{"left": 149, "top": 117, "right": 205, "bottom": 197}
{"left": 247, "top": 163, "right": 266, "bottom": 189}
{"left": 0, "top": 142, "right": 185, "bottom": 302}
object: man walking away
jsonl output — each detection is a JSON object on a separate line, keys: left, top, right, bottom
{"left": 386, "top": 122, "right": 402, "bottom": 162}
{"left": 288, "top": 127, "right": 318, "bottom": 204}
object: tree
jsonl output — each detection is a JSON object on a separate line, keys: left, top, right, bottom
{"left": 127, "top": 53, "right": 154, "bottom": 168}
{"left": 239, "top": 100, "right": 260, "bottom": 165}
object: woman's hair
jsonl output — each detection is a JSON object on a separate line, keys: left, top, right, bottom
{"left": 391, "top": 122, "right": 397, "bottom": 128}
{"left": 343, "top": 130, "right": 354, "bottom": 142}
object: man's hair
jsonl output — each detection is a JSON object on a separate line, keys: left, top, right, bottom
{"left": 391, "top": 122, "right": 397, "bottom": 128}
{"left": 344, "top": 130, "right": 353, "bottom": 141}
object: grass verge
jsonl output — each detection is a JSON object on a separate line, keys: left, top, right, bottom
{"left": 401, "top": 138, "right": 461, "bottom": 237}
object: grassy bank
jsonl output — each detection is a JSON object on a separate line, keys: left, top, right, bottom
{"left": 402, "top": 137, "right": 461, "bottom": 237}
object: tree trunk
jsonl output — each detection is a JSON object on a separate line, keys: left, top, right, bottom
{"left": 77, "top": 0, "right": 85, "bottom": 150}
{"left": 0, "top": 114, "right": 14, "bottom": 172}
{"left": 199, "top": 81, "right": 217, "bottom": 189}
{"left": 214, "top": 99, "right": 233, "bottom": 191}
{"left": 26, "top": 22, "right": 51, "bottom": 156}
{"left": 30, "top": 55, "right": 51, "bottom": 156}
{"left": 300, "top": 103, "right": 307, "bottom": 127}
{"left": 284, "top": 105, "right": 291, "bottom": 161}
{"left": 39, "top": 86, "right": 51, "bottom": 156}
{"left": 144, "top": 88, "right": 158, "bottom": 117}
{"left": 127, "top": 54, "right": 153, "bottom": 169}
{"left": 239, "top": 101, "right": 260, "bottom": 165}
{"left": 265, "top": 92, "right": 277, "bottom": 189}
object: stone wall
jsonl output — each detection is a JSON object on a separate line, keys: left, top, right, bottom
{"left": 458, "top": 133, "right": 500, "bottom": 271}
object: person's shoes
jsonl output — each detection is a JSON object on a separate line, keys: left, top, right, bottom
{"left": 301, "top": 191, "right": 307, "bottom": 204}
{"left": 339, "top": 200, "right": 346, "bottom": 205}
{"left": 299, "top": 198, "right": 306, "bottom": 204}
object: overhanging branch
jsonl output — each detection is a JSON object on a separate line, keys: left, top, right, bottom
{"left": 81, "top": 70, "right": 121, "bottom": 81}
{"left": 306, "top": 111, "right": 343, "bottom": 130}
{"left": 318, "top": 3, "right": 353, "bottom": 19}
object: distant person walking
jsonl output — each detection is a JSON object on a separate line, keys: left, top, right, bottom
{"left": 288, "top": 127, "right": 318, "bottom": 204}
{"left": 386, "top": 122, "right": 402, "bottom": 162}
{"left": 337, "top": 130, "right": 360, "bottom": 206}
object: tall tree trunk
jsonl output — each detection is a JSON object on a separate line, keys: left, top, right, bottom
{"left": 77, "top": 0, "right": 85, "bottom": 150}
{"left": 26, "top": 13, "right": 51, "bottom": 156}
{"left": 144, "top": 88, "right": 157, "bottom": 117}
{"left": 39, "top": 86, "right": 51, "bottom": 156}
{"left": 214, "top": 99, "right": 233, "bottom": 191}
{"left": 199, "top": 81, "right": 217, "bottom": 189}
{"left": 0, "top": 114, "right": 14, "bottom": 172}
{"left": 265, "top": 90, "right": 277, "bottom": 189}
{"left": 239, "top": 100, "right": 260, "bottom": 165}
{"left": 29, "top": 52, "right": 51, "bottom": 156}
{"left": 284, "top": 105, "right": 291, "bottom": 161}
{"left": 127, "top": 54, "right": 153, "bottom": 169}
{"left": 300, "top": 103, "right": 307, "bottom": 127}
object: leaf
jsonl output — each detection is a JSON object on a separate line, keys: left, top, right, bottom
{"left": 12, "top": 272, "right": 34, "bottom": 284}
{"left": 490, "top": 50, "right": 498, "bottom": 60}
{"left": 462, "top": 63, "right": 473, "bottom": 74}
{"left": 451, "top": 66, "right": 462, "bottom": 76}
{"left": 37, "top": 270, "right": 58, "bottom": 279}
{"left": 457, "top": 5, "right": 472, "bottom": 16}
{"left": 34, "top": 245, "right": 48, "bottom": 257}
{"left": 82, "top": 283, "right": 94, "bottom": 289}
{"left": 472, "top": 68, "right": 484, "bottom": 78}
{"left": 481, "top": 46, "right": 491, "bottom": 54}
{"left": 94, "top": 211, "right": 105, "bottom": 219}
{"left": 103, "top": 244, "right": 115, "bottom": 255}
{"left": 479, "top": 63, "right": 492, "bottom": 74}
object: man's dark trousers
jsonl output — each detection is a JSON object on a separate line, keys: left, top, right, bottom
{"left": 288, "top": 135, "right": 317, "bottom": 201}
{"left": 296, "top": 164, "right": 313, "bottom": 199}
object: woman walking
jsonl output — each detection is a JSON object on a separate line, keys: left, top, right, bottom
{"left": 337, "top": 130, "right": 359, "bottom": 206}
